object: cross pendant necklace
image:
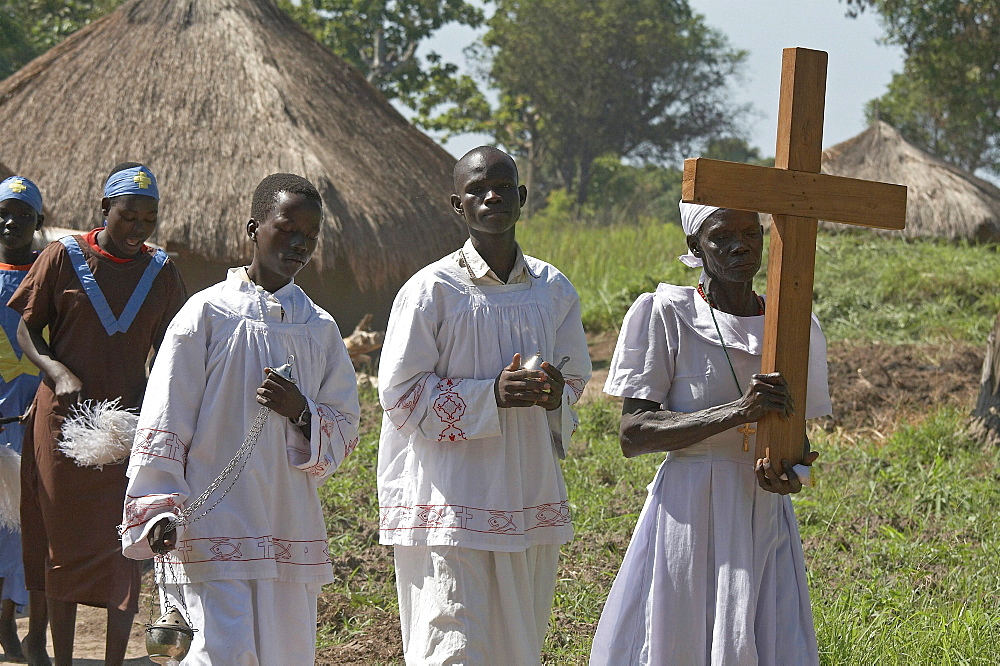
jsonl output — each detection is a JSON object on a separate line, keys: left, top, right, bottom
{"left": 697, "top": 284, "right": 763, "bottom": 452}
{"left": 737, "top": 423, "right": 756, "bottom": 452}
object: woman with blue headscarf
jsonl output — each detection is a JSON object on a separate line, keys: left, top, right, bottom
{"left": 0, "top": 175, "right": 45, "bottom": 662}
{"left": 590, "top": 202, "right": 832, "bottom": 665}
{"left": 9, "top": 163, "right": 186, "bottom": 665}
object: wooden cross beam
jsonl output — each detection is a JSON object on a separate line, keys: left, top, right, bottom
{"left": 682, "top": 47, "right": 907, "bottom": 473}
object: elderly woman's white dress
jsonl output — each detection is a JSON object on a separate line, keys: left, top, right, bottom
{"left": 590, "top": 283, "right": 831, "bottom": 666}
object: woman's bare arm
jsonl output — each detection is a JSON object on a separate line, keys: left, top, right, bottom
{"left": 17, "top": 318, "right": 82, "bottom": 405}
{"left": 619, "top": 372, "right": 793, "bottom": 458}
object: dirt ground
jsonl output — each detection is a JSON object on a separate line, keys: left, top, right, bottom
{"left": 3, "top": 580, "right": 153, "bottom": 665}
{"left": 2, "top": 336, "right": 984, "bottom": 665}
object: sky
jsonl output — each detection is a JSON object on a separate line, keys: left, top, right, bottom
{"left": 414, "top": 0, "right": 905, "bottom": 161}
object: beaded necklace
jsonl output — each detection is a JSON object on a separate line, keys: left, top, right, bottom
{"left": 697, "top": 283, "right": 764, "bottom": 451}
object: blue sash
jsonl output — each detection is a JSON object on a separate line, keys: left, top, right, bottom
{"left": 59, "top": 236, "right": 168, "bottom": 336}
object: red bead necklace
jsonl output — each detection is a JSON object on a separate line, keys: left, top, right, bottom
{"left": 696, "top": 283, "right": 765, "bottom": 316}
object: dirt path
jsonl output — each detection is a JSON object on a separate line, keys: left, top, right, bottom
{"left": 1, "top": 571, "right": 154, "bottom": 665}
{"left": 2, "top": 601, "right": 148, "bottom": 664}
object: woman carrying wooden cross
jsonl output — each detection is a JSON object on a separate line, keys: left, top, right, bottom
{"left": 590, "top": 202, "right": 831, "bottom": 665}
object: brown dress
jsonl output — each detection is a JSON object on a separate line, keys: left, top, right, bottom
{"left": 8, "top": 233, "right": 186, "bottom": 611}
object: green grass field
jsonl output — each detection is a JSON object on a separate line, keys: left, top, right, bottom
{"left": 316, "top": 221, "right": 1000, "bottom": 664}
{"left": 517, "top": 219, "right": 1000, "bottom": 344}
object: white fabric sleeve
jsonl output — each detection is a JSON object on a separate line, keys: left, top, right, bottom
{"left": 546, "top": 288, "right": 592, "bottom": 457}
{"left": 285, "top": 333, "right": 361, "bottom": 481}
{"left": 121, "top": 321, "right": 206, "bottom": 560}
{"left": 379, "top": 297, "right": 501, "bottom": 443}
{"left": 805, "top": 315, "right": 833, "bottom": 420}
{"left": 604, "top": 293, "right": 674, "bottom": 404}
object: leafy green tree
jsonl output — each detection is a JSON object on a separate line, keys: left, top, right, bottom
{"left": 0, "top": 7, "right": 34, "bottom": 79}
{"left": 424, "top": 0, "right": 747, "bottom": 205}
{"left": 704, "top": 137, "right": 774, "bottom": 167}
{"left": 842, "top": 0, "right": 1000, "bottom": 174}
{"left": 581, "top": 156, "right": 684, "bottom": 226}
{"left": 1, "top": 0, "right": 123, "bottom": 79}
{"left": 277, "top": 0, "right": 483, "bottom": 102}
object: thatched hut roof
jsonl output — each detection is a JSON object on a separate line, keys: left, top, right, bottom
{"left": 0, "top": 0, "right": 465, "bottom": 304}
{"left": 821, "top": 121, "right": 1000, "bottom": 242}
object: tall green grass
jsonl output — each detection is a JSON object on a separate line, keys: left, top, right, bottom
{"left": 802, "top": 409, "right": 1000, "bottom": 664}
{"left": 517, "top": 218, "right": 692, "bottom": 332}
{"left": 806, "top": 234, "right": 1000, "bottom": 344}
{"left": 517, "top": 218, "right": 1000, "bottom": 343}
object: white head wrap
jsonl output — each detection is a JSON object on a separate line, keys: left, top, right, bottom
{"left": 678, "top": 202, "right": 722, "bottom": 267}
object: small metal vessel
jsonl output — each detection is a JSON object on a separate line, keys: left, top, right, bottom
{"left": 270, "top": 356, "right": 296, "bottom": 383}
{"left": 146, "top": 606, "right": 194, "bottom": 664}
{"left": 522, "top": 351, "right": 545, "bottom": 371}
{"left": 522, "top": 353, "right": 570, "bottom": 372}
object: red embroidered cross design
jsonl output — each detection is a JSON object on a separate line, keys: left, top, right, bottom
{"left": 256, "top": 536, "right": 274, "bottom": 559}
{"left": 453, "top": 505, "right": 474, "bottom": 530}
{"left": 134, "top": 428, "right": 188, "bottom": 466}
{"left": 433, "top": 378, "right": 468, "bottom": 441}
{"left": 173, "top": 541, "right": 194, "bottom": 564}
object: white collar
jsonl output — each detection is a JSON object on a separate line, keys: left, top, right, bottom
{"left": 229, "top": 266, "right": 297, "bottom": 299}
{"left": 459, "top": 238, "right": 529, "bottom": 283}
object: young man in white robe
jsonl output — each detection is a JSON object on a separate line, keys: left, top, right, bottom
{"left": 120, "top": 173, "right": 361, "bottom": 665}
{"left": 377, "top": 146, "right": 592, "bottom": 664}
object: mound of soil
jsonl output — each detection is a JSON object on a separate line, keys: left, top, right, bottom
{"left": 820, "top": 341, "right": 983, "bottom": 436}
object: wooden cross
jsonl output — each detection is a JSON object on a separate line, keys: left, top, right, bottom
{"left": 133, "top": 170, "right": 152, "bottom": 189}
{"left": 682, "top": 48, "right": 907, "bottom": 473}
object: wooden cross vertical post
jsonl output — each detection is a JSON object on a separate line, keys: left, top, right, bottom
{"left": 682, "top": 48, "right": 907, "bottom": 473}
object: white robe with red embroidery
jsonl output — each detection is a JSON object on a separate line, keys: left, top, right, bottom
{"left": 120, "top": 269, "right": 360, "bottom": 587}
{"left": 377, "top": 248, "right": 591, "bottom": 552}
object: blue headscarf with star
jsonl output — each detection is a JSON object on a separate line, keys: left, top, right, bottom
{"left": 103, "top": 165, "right": 159, "bottom": 200}
{"left": 0, "top": 176, "right": 43, "bottom": 215}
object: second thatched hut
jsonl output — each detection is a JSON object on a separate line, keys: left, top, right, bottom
{"left": 821, "top": 121, "right": 1000, "bottom": 242}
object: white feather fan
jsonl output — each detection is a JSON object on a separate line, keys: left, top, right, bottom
{"left": 58, "top": 399, "right": 137, "bottom": 469}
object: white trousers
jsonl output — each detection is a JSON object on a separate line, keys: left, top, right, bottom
{"left": 161, "top": 579, "right": 320, "bottom": 666}
{"left": 394, "top": 544, "right": 561, "bottom": 666}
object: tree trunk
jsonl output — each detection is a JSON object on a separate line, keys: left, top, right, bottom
{"left": 968, "top": 311, "right": 1000, "bottom": 447}
{"left": 575, "top": 154, "right": 593, "bottom": 208}
{"left": 523, "top": 135, "right": 536, "bottom": 218}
